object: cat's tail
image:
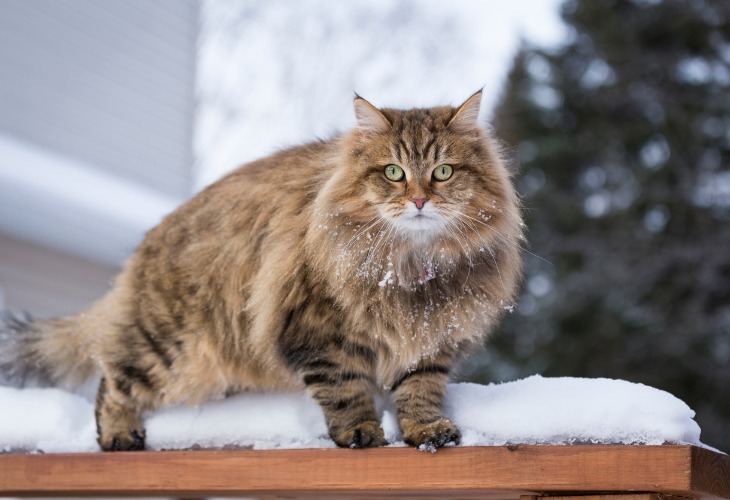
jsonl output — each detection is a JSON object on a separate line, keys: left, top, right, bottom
{"left": 0, "top": 312, "right": 97, "bottom": 390}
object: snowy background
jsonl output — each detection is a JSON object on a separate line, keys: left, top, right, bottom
{"left": 194, "top": 0, "right": 567, "bottom": 188}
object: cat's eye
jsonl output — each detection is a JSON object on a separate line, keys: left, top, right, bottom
{"left": 384, "top": 164, "right": 405, "bottom": 182}
{"left": 432, "top": 164, "right": 453, "bottom": 181}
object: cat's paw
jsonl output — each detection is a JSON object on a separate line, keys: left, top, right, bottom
{"left": 98, "top": 429, "right": 146, "bottom": 452}
{"left": 402, "top": 418, "right": 461, "bottom": 449}
{"left": 333, "top": 421, "right": 389, "bottom": 449}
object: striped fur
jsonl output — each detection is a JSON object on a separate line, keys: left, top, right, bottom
{"left": 0, "top": 92, "right": 523, "bottom": 450}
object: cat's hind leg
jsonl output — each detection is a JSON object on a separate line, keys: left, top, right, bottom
{"left": 93, "top": 320, "right": 177, "bottom": 451}
{"left": 94, "top": 377, "right": 146, "bottom": 451}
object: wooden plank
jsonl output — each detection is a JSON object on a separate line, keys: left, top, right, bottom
{"left": 542, "top": 495, "right": 669, "bottom": 500}
{"left": 692, "top": 446, "right": 730, "bottom": 500}
{"left": 0, "top": 445, "right": 727, "bottom": 499}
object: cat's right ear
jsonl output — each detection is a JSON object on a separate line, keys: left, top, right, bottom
{"left": 353, "top": 95, "right": 390, "bottom": 133}
{"left": 448, "top": 89, "right": 484, "bottom": 133}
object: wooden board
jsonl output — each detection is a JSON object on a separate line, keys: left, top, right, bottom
{"left": 0, "top": 445, "right": 728, "bottom": 499}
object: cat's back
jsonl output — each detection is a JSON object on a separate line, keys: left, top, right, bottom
{"left": 117, "top": 139, "right": 339, "bottom": 319}
{"left": 198, "top": 139, "right": 337, "bottom": 215}
{"left": 144, "top": 139, "right": 337, "bottom": 246}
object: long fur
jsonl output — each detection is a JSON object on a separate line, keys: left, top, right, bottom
{"left": 0, "top": 93, "right": 523, "bottom": 451}
{"left": 0, "top": 313, "right": 95, "bottom": 388}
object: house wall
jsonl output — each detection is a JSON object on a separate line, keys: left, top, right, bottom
{"left": 0, "top": 0, "right": 198, "bottom": 198}
{"left": 0, "top": 0, "right": 198, "bottom": 313}
{"left": 0, "top": 233, "right": 118, "bottom": 319}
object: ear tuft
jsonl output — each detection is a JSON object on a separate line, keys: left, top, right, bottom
{"left": 448, "top": 90, "right": 483, "bottom": 133}
{"left": 353, "top": 95, "right": 390, "bottom": 133}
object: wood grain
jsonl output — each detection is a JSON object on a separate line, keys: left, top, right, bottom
{"left": 0, "top": 445, "right": 727, "bottom": 499}
{"left": 692, "top": 446, "right": 730, "bottom": 500}
{"left": 544, "top": 494, "right": 667, "bottom": 500}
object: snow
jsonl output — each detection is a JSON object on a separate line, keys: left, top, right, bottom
{"left": 378, "top": 270, "right": 393, "bottom": 287}
{"left": 0, "top": 387, "right": 97, "bottom": 453}
{"left": 0, "top": 375, "right": 708, "bottom": 454}
{"left": 447, "top": 377, "right": 700, "bottom": 447}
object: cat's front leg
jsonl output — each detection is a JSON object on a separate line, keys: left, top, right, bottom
{"left": 306, "top": 367, "right": 387, "bottom": 448}
{"left": 281, "top": 333, "right": 387, "bottom": 448}
{"left": 391, "top": 356, "right": 461, "bottom": 449}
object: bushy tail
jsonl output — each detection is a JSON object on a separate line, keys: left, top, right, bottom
{"left": 0, "top": 312, "right": 97, "bottom": 390}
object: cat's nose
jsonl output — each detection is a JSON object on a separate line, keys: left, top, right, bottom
{"left": 412, "top": 197, "right": 428, "bottom": 210}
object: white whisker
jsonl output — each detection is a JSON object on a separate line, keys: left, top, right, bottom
{"left": 443, "top": 220, "right": 473, "bottom": 286}
{"left": 449, "top": 206, "right": 553, "bottom": 268}
{"left": 364, "top": 216, "right": 392, "bottom": 272}
{"left": 342, "top": 214, "right": 383, "bottom": 252}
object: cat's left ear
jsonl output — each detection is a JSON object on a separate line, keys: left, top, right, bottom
{"left": 448, "top": 90, "right": 483, "bottom": 133}
{"left": 353, "top": 95, "right": 390, "bottom": 133}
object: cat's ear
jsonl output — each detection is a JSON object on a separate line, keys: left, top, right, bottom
{"left": 353, "top": 95, "right": 390, "bottom": 133}
{"left": 448, "top": 89, "right": 483, "bottom": 133}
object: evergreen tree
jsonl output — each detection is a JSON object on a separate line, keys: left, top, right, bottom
{"left": 472, "top": 0, "right": 730, "bottom": 451}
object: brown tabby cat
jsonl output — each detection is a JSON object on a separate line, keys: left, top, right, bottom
{"left": 0, "top": 91, "right": 523, "bottom": 451}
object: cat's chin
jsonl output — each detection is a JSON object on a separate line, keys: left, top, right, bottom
{"left": 394, "top": 215, "right": 445, "bottom": 240}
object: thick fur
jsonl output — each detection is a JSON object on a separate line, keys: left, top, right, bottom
{"left": 0, "top": 314, "right": 96, "bottom": 389}
{"left": 0, "top": 92, "right": 523, "bottom": 451}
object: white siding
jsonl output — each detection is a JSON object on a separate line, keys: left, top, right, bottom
{"left": 0, "top": 0, "right": 198, "bottom": 313}
{"left": 0, "top": 0, "right": 198, "bottom": 198}
{"left": 0, "top": 233, "right": 117, "bottom": 318}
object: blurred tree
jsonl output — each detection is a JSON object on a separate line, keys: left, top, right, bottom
{"left": 468, "top": 0, "right": 730, "bottom": 451}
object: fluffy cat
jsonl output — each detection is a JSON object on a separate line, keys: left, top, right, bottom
{"left": 0, "top": 91, "right": 523, "bottom": 451}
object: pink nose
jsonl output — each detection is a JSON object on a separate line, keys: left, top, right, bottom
{"left": 412, "top": 197, "right": 428, "bottom": 210}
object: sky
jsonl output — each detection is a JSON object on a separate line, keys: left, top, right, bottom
{"left": 194, "top": 0, "right": 568, "bottom": 189}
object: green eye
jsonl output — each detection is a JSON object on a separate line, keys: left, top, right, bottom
{"left": 432, "top": 164, "right": 453, "bottom": 181}
{"left": 384, "top": 164, "right": 405, "bottom": 182}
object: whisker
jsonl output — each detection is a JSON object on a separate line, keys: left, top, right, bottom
{"left": 451, "top": 206, "right": 554, "bottom": 268}
{"left": 485, "top": 245, "right": 507, "bottom": 294}
{"left": 491, "top": 228, "right": 554, "bottom": 268}
{"left": 342, "top": 214, "right": 383, "bottom": 252}
{"left": 364, "top": 216, "right": 392, "bottom": 272}
{"left": 443, "top": 220, "right": 473, "bottom": 287}
{"left": 448, "top": 214, "right": 512, "bottom": 296}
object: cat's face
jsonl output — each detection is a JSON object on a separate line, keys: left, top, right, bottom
{"left": 341, "top": 92, "right": 512, "bottom": 244}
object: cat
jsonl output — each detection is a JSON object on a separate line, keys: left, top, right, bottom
{"left": 0, "top": 90, "right": 523, "bottom": 451}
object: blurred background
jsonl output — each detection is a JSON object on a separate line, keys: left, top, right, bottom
{"left": 0, "top": 0, "right": 727, "bottom": 451}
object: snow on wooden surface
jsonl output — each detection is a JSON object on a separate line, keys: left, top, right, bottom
{"left": 0, "top": 375, "right": 704, "bottom": 453}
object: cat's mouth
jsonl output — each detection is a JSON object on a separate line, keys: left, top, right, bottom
{"left": 396, "top": 211, "right": 445, "bottom": 234}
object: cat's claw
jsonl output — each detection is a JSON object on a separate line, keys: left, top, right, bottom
{"left": 102, "top": 429, "right": 146, "bottom": 452}
{"left": 403, "top": 418, "right": 461, "bottom": 449}
{"left": 334, "top": 421, "right": 389, "bottom": 449}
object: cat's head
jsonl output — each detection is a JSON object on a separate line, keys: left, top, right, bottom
{"left": 330, "top": 90, "right": 518, "bottom": 245}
